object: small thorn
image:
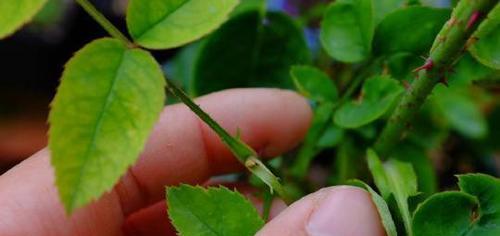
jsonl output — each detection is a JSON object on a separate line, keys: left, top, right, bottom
{"left": 466, "top": 11, "right": 481, "bottom": 30}
{"left": 413, "top": 59, "right": 434, "bottom": 73}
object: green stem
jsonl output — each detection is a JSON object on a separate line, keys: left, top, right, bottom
{"left": 374, "top": 0, "right": 498, "bottom": 157}
{"left": 165, "top": 80, "right": 289, "bottom": 202}
{"left": 75, "top": 0, "right": 132, "bottom": 46}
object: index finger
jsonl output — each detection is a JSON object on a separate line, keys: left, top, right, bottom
{"left": 0, "top": 88, "right": 311, "bottom": 236}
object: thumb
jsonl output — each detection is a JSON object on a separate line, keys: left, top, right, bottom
{"left": 257, "top": 186, "right": 386, "bottom": 236}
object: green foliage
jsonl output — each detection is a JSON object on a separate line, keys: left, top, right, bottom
{"left": 413, "top": 174, "right": 500, "bottom": 236}
{"left": 193, "top": 10, "right": 310, "bottom": 95}
{"left": 291, "top": 65, "right": 338, "bottom": 103}
{"left": 469, "top": 4, "right": 500, "bottom": 70}
{"left": 127, "top": 0, "right": 238, "bottom": 49}
{"left": 334, "top": 76, "right": 404, "bottom": 128}
{"left": 373, "top": 6, "right": 450, "bottom": 56}
{"left": 367, "top": 149, "right": 418, "bottom": 236}
{"left": 167, "top": 185, "right": 264, "bottom": 236}
{"left": 0, "top": 0, "right": 47, "bottom": 38}
{"left": 320, "top": 0, "right": 374, "bottom": 63}
{"left": 49, "top": 38, "right": 165, "bottom": 213}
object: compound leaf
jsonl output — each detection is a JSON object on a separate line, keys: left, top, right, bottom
{"left": 49, "top": 38, "right": 165, "bottom": 213}
{"left": 167, "top": 185, "right": 264, "bottom": 236}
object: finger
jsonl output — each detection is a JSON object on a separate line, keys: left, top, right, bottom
{"left": 0, "top": 88, "right": 311, "bottom": 236}
{"left": 257, "top": 186, "right": 386, "bottom": 236}
{"left": 123, "top": 201, "right": 175, "bottom": 236}
{"left": 123, "top": 183, "right": 287, "bottom": 236}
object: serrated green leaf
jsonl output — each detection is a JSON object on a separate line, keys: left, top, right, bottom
{"left": 469, "top": 4, "right": 500, "bottom": 70}
{"left": 373, "top": 6, "right": 450, "bottom": 56}
{"left": 334, "top": 76, "right": 404, "bottom": 128}
{"left": 367, "top": 149, "right": 418, "bottom": 236}
{"left": 0, "top": 0, "right": 48, "bottom": 39}
{"left": 413, "top": 174, "right": 500, "bottom": 236}
{"left": 291, "top": 65, "right": 338, "bottom": 103}
{"left": 320, "top": 0, "right": 374, "bottom": 63}
{"left": 413, "top": 191, "right": 479, "bottom": 236}
{"left": 167, "top": 185, "right": 264, "bottom": 236}
{"left": 126, "top": 0, "right": 238, "bottom": 49}
{"left": 49, "top": 38, "right": 165, "bottom": 213}
{"left": 193, "top": 10, "right": 310, "bottom": 95}
{"left": 350, "top": 180, "right": 398, "bottom": 236}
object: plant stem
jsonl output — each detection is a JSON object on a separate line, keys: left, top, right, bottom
{"left": 374, "top": 0, "right": 499, "bottom": 157}
{"left": 75, "top": 0, "right": 132, "bottom": 46}
{"left": 165, "top": 80, "right": 289, "bottom": 202}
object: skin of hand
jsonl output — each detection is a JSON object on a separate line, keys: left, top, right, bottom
{"left": 0, "top": 88, "right": 385, "bottom": 236}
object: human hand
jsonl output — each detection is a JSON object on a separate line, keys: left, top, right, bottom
{"left": 0, "top": 89, "right": 384, "bottom": 236}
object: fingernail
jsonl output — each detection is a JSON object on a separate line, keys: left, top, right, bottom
{"left": 305, "top": 186, "right": 383, "bottom": 236}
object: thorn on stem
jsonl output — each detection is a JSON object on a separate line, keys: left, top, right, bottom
{"left": 413, "top": 59, "right": 434, "bottom": 73}
{"left": 466, "top": 11, "right": 481, "bottom": 30}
